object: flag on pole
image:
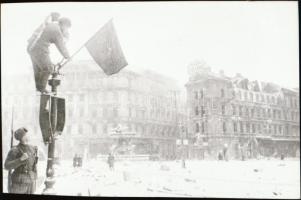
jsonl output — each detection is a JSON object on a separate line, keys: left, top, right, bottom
{"left": 85, "top": 19, "right": 128, "bottom": 75}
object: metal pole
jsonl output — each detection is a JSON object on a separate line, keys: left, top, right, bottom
{"left": 43, "top": 72, "right": 60, "bottom": 194}
{"left": 182, "top": 126, "right": 186, "bottom": 169}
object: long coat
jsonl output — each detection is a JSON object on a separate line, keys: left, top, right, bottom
{"left": 4, "top": 143, "right": 38, "bottom": 194}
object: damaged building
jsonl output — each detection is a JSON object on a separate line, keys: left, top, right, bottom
{"left": 185, "top": 60, "right": 300, "bottom": 159}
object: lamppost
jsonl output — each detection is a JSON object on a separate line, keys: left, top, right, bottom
{"left": 43, "top": 71, "right": 61, "bottom": 195}
{"left": 231, "top": 116, "right": 241, "bottom": 159}
{"left": 180, "top": 123, "right": 187, "bottom": 168}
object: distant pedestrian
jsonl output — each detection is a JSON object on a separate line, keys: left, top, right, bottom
{"left": 78, "top": 155, "right": 83, "bottom": 167}
{"left": 218, "top": 151, "right": 223, "bottom": 161}
{"left": 280, "top": 153, "right": 285, "bottom": 160}
{"left": 107, "top": 153, "right": 115, "bottom": 170}
{"left": 73, "top": 154, "right": 79, "bottom": 168}
{"left": 223, "top": 144, "right": 228, "bottom": 161}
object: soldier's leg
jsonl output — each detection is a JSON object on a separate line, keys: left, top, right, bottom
{"left": 28, "top": 181, "right": 36, "bottom": 194}
{"left": 30, "top": 54, "right": 43, "bottom": 92}
{"left": 33, "top": 53, "right": 54, "bottom": 93}
{"left": 40, "top": 71, "right": 52, "bottom": 92}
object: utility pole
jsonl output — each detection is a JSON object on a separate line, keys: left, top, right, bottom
{"left": 174, "top": 90, "right": 186, "bottom": 168}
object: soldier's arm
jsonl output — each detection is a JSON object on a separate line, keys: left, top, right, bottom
{"left": 53, "top": 30, "right": 71, "bottom": 59}
{"left": 4, "top": 149, "right": 26, "bottom": 170}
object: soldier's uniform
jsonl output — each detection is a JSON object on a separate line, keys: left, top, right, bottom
{"left": 4, "top": 128, "right": 38, "bottom": 194}
{"left": 27, "top": 21, "right": 70, "bottom": 93}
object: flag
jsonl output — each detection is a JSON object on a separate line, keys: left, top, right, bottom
{"left": 85, "top": 19, "right": 128, "bottom": 75}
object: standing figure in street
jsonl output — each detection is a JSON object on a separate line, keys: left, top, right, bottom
{"left": 73, "top": 154, "right": 78, "bottom": 168}
{"left": 27, "top": 16, "right": 72, "bottom": 94}
{"left": 241, "top": 144, "right": 246, "bottom": 161}
{"left": 223, "top": 143, "right": 228, "bottom": 161}
{"left": 4, "top": 128, "right": 38, "bottom": 194}
{"left": 107, "top": 153, "right": 115, "bottom": 170}
{"left": 218, "top": 151, "right": 223, "bottom": 161}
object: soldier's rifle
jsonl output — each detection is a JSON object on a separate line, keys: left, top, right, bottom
{"left": 7, "top": 107, "right": 14, "bottom": 193}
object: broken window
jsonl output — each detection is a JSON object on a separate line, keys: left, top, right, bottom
{"left": 232, "top": 105, "right": 236, "bottom": 115}
{"left": 246, "top": 123, "right": 250, "bottom": 133}
{"left": 252, "top": 124, "right": 256, "bottom": 133}
{"left": 239, "top": 106, "right": 242, "bottom": 116}
{"left": 221, "top": 105, "right": 225, "bottom": 115}
{"left": 240, "top": 121, "right": 244, "bottom": 133}
{"left": 222, "top": 122, "right": 227, "bottom": 133}
{"left": 195, "top": 123, "right": 199, "bottom": 133}
{"left": 201, "top": 106, "right": 205, "bottom": 116}
{"left": 233, "top": 122, "right": 237, "bottom": 132}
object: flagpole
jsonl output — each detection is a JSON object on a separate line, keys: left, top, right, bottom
{"left": 58, "top": 18, "right": 114, "bottom": 71}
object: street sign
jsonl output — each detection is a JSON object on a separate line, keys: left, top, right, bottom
{"left": 183, "top": 139, "right": 188, "bottom": 145}
{"left": 176, "top": 139, "right": 181, "bottom": 145}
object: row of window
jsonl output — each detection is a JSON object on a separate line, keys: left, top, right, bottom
{"left": 65, "top": 123, "right": 177, "bottom": 137}
{"left": 236, "top": 90, "right": 299, "bottom": 108}
{"left": 195, "top": 121, "right": 298, "bottom": 136}
{"left": 192, "top": 88, "right": 298, "bottom": 108}
{"left": 194, "top": 88, "right": 226, "bottom": 100}
{"left": 194, "top": 104, "right": 299, "bottom": 122}
{"left": 66, "top": 92, "right": 176, "bottom": 109}
{"left": 67, "top": 106, "right": 178, "bottom": 121}
{"left": 231, "top": 105, "right": 299, "bottom": 121}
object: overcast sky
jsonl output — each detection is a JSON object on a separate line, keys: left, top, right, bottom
{"left": 1, "top": 1, "right": 299, "bottom": 90}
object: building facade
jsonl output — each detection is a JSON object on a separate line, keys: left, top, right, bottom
{"left": 2, "top": 60, "right": 185, "bottom": 161}
{"left": 185, "top": 60, "right": 300, "bottom": 159}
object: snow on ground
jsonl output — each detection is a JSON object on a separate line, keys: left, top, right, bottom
{"left": 3, "top": 158, "right": 300, "bottom": 198}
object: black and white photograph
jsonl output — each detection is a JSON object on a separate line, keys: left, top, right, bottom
{"left": 1, "top": 1, "right": 299, "bottom": 198}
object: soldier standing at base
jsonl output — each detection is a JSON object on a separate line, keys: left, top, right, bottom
{"left": 27, "top": 17, "right": 72, "bottom": 94}
{"left": 4, "top": 128, "right": 38, "bottom": 194}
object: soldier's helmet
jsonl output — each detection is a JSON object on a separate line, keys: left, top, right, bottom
{"left": 14, "top": 127, "right": 28, "bottom": 141}
{"left": 59, "top": 17, "right": 72, "bottom": 28}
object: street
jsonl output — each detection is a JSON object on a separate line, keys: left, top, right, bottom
{"left": 16, "top": 158, "right": 299, "bottom": 198}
